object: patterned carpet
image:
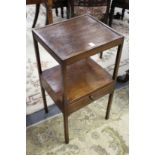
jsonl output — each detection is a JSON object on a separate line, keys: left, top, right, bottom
{"left": 26, "top": 5, "right": 129, "bottom": 115}
{"left": 27, "top": 86, "right": 129, "bottom": 155}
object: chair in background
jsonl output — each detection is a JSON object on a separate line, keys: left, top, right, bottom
{"left": 69, "top": 0, "right": 111, "bottom": 24}
{"left": 26, "top": 0, "right": 53, "bottom": 28}
{"left": 54, "top": 0, "right": 69, "bottom": 18}
{"left": 109, "top": 0, "right": 129, "bottom": 26}
{"left": 108, "top": 0, "right": 129, "bottom": 83}
{"left": 68, "top": 0, "right": 111, "bottom": 59}
{"left": 100, "top": 0, "right": 129, "bottom": 58}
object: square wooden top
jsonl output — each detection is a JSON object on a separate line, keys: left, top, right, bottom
{"left": 33, "top": 14, "right": 124, "bottom": 65}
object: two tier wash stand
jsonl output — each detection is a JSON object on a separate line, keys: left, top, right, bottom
{"left": 32, "top": 14, "right": 124, "bottom": 144}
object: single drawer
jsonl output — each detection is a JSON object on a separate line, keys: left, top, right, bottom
{"left": 89, "top": 82, "right": 114, "bottom": 101}
{"left": 68, "top": 95, "right": 92, "bottom": 115}
{"left": 68, "top": 82, "right": 114, "bottom": 115}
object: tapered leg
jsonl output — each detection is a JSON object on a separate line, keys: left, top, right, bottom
{"left": 41, "top": 87, "right": 48, "bottom": 113}
{"left": 63, "top": 113, "right": 69, "bottom": 144}
{"left": 105, "top": 44, "right": 124, "bottom": 119}
{"left": 105, "top": 92, "right": 114, "bottom": 119}
{"left": 32, "top": 34, "right": 49, "bottom": 113}
{"left": 61, "top": 64, "right": 69, "bottom": 144}
{"left": 32, "top": 4, "right": 40, "bottom": 28}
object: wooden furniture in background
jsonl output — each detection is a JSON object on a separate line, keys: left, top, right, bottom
{"left": 32, "top": 15, "right": 124, "bottom": 143}
{"left": 26, "top": 0, "right": 53, "bottom": 28}
{"left": 54, "top": 0, "right": 69, "bottom": 18}
{"left": 100, "top": 0, "right": 128, "bottom": 58}
{"left": 69, "top": 0, "right": 111, "bottom": 23}
{"left": 109, "top": 0, "right": 129, "bottom": 26}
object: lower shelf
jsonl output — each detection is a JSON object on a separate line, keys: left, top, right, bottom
{"left": 41, "top": 58, "right": 115, "bottom": 114}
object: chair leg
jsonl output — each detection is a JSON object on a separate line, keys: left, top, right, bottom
{"left": 105, "top": 92, "right": 114, "bottom": 119}
{"left": 121, "top": 8, "right": 125, "bottom": 20}
{"left": 45, "top": 2, "right": 53, "bottom": 25}
{"left": 109, "top": 6, "right": 115, "bottom": 27}
{"left": 41, "top": 87, "right": 48, "bottom": 113}
{"left": 55, "top": 7, "right": 58, "bottom": 16}
{"left": 61, "top": 6, "right": 64, "bottom": 18}
{"left": 66, "top": 6, "right": 70, "bottom": 19}
{"left": 99, "top": 52, "right": 103, "bottom": 59}
{"left": 63, "top": 113, "right": 69, "bottom": 144}
{"left": 32, "top": 4, "right": 40, "bottom": 28}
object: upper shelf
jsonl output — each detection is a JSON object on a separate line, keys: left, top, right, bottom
{"left": 33, "top": 14, "right": 124, "bottom": 65}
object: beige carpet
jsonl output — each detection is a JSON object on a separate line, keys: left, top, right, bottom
{"left": 27, "top": 86, "right": 129, "bottom": 155}
{"left": 26, "top": 5, "right": 129, "bottom": 115}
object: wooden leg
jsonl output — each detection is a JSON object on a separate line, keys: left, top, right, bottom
{"left": 105, "top": 43, "right": 124, "bottom": 119}
{"left": 61, "top": 65, "right": 69, "bottom": 144}
{"left": 32, "top": 33, "right": 48, "bottom": 113}
{"left": 63, "top": 113, "right": 69, "bottom": 144}
{"left": 45, "top": 1, "right": 53, "bottom": 25}
{"left": 32, "top": 4, "right": 40, "bottom": 28}
{"left": 105, "top": 92, "right": 114, "bottom": 119}
{"left": 109, "top": 6, "right": 115, "bottom": 27}
{"left": 41, "top": 87, "right": 48, "bottom": 113}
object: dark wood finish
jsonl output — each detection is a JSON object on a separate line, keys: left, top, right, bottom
{"left": 33, "top": 15, "right": 123, "bottom": 65}
{"left": 61, "top": 65, "right": 69, "bottom": 143}
{"left": 109, "top": 0, "right": 129, "bottom": 26}
{"left": 105, "top": 43, "right": 124, "bottom": 119}
{"left": 40, "top": 58, "right": 115, "bottom": 114}
{"left": 32, "top": 14, "right": 124, "bottom": 143}
{"left": 33, "top": 34, "right": 49, "bottom": 113}
{"left": 105, "top": 92, "right": 114, "bottom": 119}
{"left": 26, "top": 0, "right": 53, "bottom": 28}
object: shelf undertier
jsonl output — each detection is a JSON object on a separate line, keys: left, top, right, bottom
{"left": 41, "top": 58, "right": 114, "bottom": 113}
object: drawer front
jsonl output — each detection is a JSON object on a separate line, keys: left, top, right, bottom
{"left": 68, "top": 95, "right": 92, "bottom": 115}
{"left": 89, "top": 83, "right": 114, "bottom": 101}
{"left": 68, "top": 83, "right": 114, "bottom": 115}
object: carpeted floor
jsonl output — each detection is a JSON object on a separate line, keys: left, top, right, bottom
{"left": 26, "top": 5, "right": 129, "bottom": 115}
{"left": 27, "top": 86, "right": 129, "bottom": 155}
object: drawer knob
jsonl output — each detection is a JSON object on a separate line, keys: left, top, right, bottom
{"left": 89, "top": 95, "right": 94, "bottom": 100}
